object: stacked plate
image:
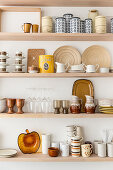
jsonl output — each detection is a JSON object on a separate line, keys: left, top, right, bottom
{"left": 0, "top": 51, "right": 9, "bottom": 73}
{"left": 13, "top": 51, "right": 25, "bottom": 73}
{"left": 98, "top": 99, "right": 113, "bottom": 114}
{"left": 95, "top": 16, "right": 106, "bottom": 33}
{"left": 68, "top": 64, "right": 85, "bottom": 73}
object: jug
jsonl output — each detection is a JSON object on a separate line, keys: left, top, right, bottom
{"left": 55, "top": 62, "right": 69, "bottom": 73}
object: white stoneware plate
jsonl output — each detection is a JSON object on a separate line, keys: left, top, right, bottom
{"left": 0, "top": 149, "right": 17, "bottom": 158}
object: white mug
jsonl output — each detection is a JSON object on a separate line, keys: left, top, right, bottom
{"left": 61, "top": 144, "right": 69, "bottom": 157}
{"left": 81, "top": 144, "right": 92, "bottom": 157}
{"left": 84, "top": 64, "right": 99, "bottom": 73}
{"left": 55, "top": 62, "right": 69, "bottom": 73}
{"left": 66, "top": 125, "right": 76, "bottom": 132}
{"left": 98, "top": 143, "right": 106, "bottom": 157}
{"left": 94, "top": 140, "right": 102, "bottom": 154}
{"left": 42, "top": 134, "right": 51, "bottom": 154}
{"left": 107, "top": 143, "right": 113, "bottom": 157}
{"left": 100, "top": 67, "right": 109, "bottom": 73}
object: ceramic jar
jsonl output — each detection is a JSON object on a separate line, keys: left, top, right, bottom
{"left": 13, "top": 51, "right": 25, "bottom": 72}
{"left": 61, "top": 143, "right": 69, "bottom": 157}
{"left": 107, "top": 143, "right": 113, "bottom": 157}
{"left": 70, "top": 17, "right": 80, "bottom": 33}
{"left": 39, "top": 55, "right": 54, "bottom": 73}
{"left": 63, "top": 13, "right": 73, "bottom": 33}
{"left": 42, "top": 16, "right": 53, "bottom": 33}
{"left": 85, "top": 18, "right": 93, "bottom": 33}
{"left": 111, "top": 18, "right": 113, "bottom": 33}
{"left": 55, "top": 17, "right": 66, "bottom": 33}
{"left": 98, "top": 143, "right": 106, "bottom": 157}
{"left": 85, "top": 95, "right": 95, "bottom": 114}
{"left": 95, "top": 16, "right": 106, "bottom": 33}
{"left": 80, "top": 20, "right": 85, "bottom": 33}
{"left": 42, "top": 134, "right": 51, "bottom": 154}
{"left": 70, "top": 96, "right": 81, "bottom": 114}
{"left": 88, "top": 10, "right": 99, "bottom": 32}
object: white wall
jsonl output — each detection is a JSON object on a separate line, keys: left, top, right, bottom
{"left": 0, "top": 6, "right": 113, "bottom": 170}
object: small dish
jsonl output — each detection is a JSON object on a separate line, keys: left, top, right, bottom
{"left": 0, "top": 149, "right": 17, "bottom": 158}
{"left": 48, "top": 147, "right": 59, "bottom": 157}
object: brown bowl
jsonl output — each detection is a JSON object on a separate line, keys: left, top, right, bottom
{"left": 48, "top": 147, "right": 59, "bottom": 157}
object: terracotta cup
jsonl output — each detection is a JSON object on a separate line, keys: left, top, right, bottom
{"left": 32, "top": 24, "right": 39, "bottom": 33}
{"left": 16, "top": 99, "right": 25, "bottom": 114}
{"left": 6, "top": 99, "right": 16, "bottom": 114}
{"left": 22, "top": 23, "right": 32, "bottom": 33}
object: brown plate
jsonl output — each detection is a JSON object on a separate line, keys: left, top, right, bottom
{"left": 72, "top": 79, "right": 94, "bottom": 112}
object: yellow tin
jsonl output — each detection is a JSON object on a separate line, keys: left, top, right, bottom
{"left": 39, "top": 55, "right": 54, "bottom": 73}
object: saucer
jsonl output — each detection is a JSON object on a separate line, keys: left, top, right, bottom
{"left": 68, "top": 70, "right": 85, "bottom": 73}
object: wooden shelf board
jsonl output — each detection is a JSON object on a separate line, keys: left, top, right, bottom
{"left": 0, "top": 0, "right": 113, "bottom": 7}
{"left": 0, "top": 33, "right": 113, "bottom": 41}
{"left": 0, "top": 153, "right": 113, "bottom": 162}
{"left": 0, "top": 73, "right": 113, "bottom": 78}
{"left": 0, "top": 113, "right": 113, "bottom": 118}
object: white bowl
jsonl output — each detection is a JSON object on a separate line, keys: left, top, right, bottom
{"left": 0, "top": 105, "right": 6, "bottom": 112}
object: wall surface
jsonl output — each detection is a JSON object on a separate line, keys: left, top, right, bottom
{"left": 0, "top": 6, "right": 113, "bottom": 170}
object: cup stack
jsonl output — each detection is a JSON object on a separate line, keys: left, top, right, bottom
{"left": 71, "top": 136, "right": 81, "bottom": 157}
{"left": 42, "top": 16, "right": 53, "bottom": 33}
{"left": 66, "top": 125, "right": 76, "bottom": 145}
{"left": 95, "top": 16, "right": 106, "bottom": 33}
{"left": 13, "top": 51, "right": 25, "bottom": 73}
{"left": 0, "top": 51, "right": 9, "bottom": 73}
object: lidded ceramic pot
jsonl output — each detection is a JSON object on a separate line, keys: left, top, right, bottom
{"left": 85, "top": 95, "right": 95, "bottom": 114}
{"left": 42, "top": 16, "right": 53, "bottom": 33}
{"left": 0, "top": 51, "right": 9, "bottom": 72}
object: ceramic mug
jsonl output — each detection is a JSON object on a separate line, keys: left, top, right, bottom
{"left": 71, "top": 136, "right": 83, "bottom": 147}
{"left": 22, "top": 23, "right": 32, "bottom": 33}
{"left": 107, "top": 143, "right": 113, "bottom": 157}
{"left": 66, "top": 125, "right": 76, "bottom": 132}
{"left": 81, "top": 144, "right": 92, "bottom": 157}
{"left": 42, "top": 134, "right": 51, "bottom": 154}
{"left": 100, "top": 67, "right": 109, "bottom": 73}
{"left": 70, "top": 64, "right": 84, "bottom": 71}
{"left": 51, "top": 142, "right": 59, "bottom": 149}
{"left": 55, "top": 62, "right": 69, "bottom": 73}
{"left": 32, "top": 24, "right": 39, "bottom": 33}
{"left": 94, "top": 140, "right": 103, "bottom": 154}
{"left": 98, "top": 143, "right": 106, "bottom": 157}
{"left": 61, "top": 144, "right": 69, "bottom": 157}
{"left": 84, "top": 64, "right": 99, "bottom": 73}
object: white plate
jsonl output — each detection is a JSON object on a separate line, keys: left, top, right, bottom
{"left": 0, "top": 149, "right": 17, "bottom": 158}
{"left": 68, "top": 70, "right": 85, "bottom": 73}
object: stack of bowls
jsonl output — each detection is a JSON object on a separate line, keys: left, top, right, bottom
{"left": 42, "top": 16, "right": 53, "bottom": 33}
{"left": 13, "top": 52, "right": 25, "bottom": 73}
{"left": 95, "top": 16, "right": 106, "bottom": 33}
{"left": 0, "top": 98, "right": 6, "bottom": 112}
{"left": 0, "top": 51, "right": 9, "bottom": 73}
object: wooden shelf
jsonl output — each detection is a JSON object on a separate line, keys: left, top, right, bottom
{"left": 0, "top": 33, "right": 113, "bottom": 41}
{"left": 1, "top": 152, "right": 113, "bottom": 162}
{"left": 0, "top": 72, "right": 113, "bottom": 78}
{"left": 1, "top": 113, "right": 113, "bottom": 118}
{"left": 0, "top": 0, "right": 113, "bottom": 7}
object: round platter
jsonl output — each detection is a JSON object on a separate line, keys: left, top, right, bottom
{"left": 82, "top": 45, "right": 111, "bottom": 69}
{"left": 53, "top": 46, "right": 81, "bottom": 66}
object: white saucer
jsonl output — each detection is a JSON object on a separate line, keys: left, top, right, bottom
{"left": 0, "top": 149, "right": 17, "bottom": 158}
{"left": 68, "top": 70, "right": 85, "bottom": 73}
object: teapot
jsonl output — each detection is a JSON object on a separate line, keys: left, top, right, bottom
{"left": 55, "top": 62, "right": 69, "bottom": 73}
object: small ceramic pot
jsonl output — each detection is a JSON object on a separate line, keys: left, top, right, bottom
{"left": 48, "top": 147, "right": 59, "bottom": 157}
{"left": 28, "top": 66, "right": 39, "bottom": 73}
{"left": 16, "top": 99, "right": 25, "bottom": 114}
{"left": 6, "top": 99, "right": 16, "bottom": 114}
{"left": 15, "top": 52, "right": 23, "bottom": 57}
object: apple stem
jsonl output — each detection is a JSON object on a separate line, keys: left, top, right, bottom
{"left": 26, "top": 129, "right": 29, "bottom": 134}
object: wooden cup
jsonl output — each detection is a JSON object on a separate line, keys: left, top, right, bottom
{"left": 16, "top": 99, "right": 25, "bottom": 114}
{"left": 22, "top": 23, "right": 32, "bottom": 33}
{"left": 6, "top": 99, "right": 16, "bottom": 114}
{"left": 32, "top": 24, "right": 39, "bottom": 33}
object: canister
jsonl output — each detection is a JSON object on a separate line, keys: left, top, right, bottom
{"left": 55, "top": 17, "right": 66, "bottom": 33}
{"left": 39, "top": 55, "right": 54, "bottom": 73}
{"left": 111, "top": 18, "right": 113, "bottom": 33}
{"left": 70, "top": 17, "right": 80, "bottom": 33}
{"left": 63, "top": 13, "right": 73, "bottom": 33}
{"left": 80, "top": 20, "right": 85, "bottom": 33}
{"left": 42, "top": 16, "right": 53, "bottom": 33}
{"left": 85, "top": 18, "right": 93, "bottom": 33}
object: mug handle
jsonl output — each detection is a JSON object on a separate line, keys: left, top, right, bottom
{"left": 89, "top": 144, "right": 93, "bottom": 154}
{"left": 82, "top": 64, "right": 86, "bottom": 71}
{"left": 95, "top": 64, "right": 99, "bottom": 71}
{"left": 65, "top": 63, "right": 70, "bottom": 71}
{"left": 22, "top": 25, "right": 24, "bottom": 31}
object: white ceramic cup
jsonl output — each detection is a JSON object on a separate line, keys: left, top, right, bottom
{"left": 51, "top": 142, "right": 59, "bottom": 149}
{"left": 66, "top": 125, "right": 76, "bottom": 132}
{"left": 61, "top": 144, "right": 69, "bottom": 157}
{"left": 81, "top": 144, "right": 92, "bottom": 157}
{"left": 71, "top": 136, "right": 83, "bottom": 147}
{"left": 100, "top": 67, "right": 109, "bottom": 73}
{"left": 84, "top": 64, "right": 99, "bottom": 73}
{"left": 107, "top": 143, "right": 113, "bottom": 157}
{"left": 70, "top": 64, "right": 84, "bottom": 71}
{"left": 60, "top": 141, "right": 66, "bottom": 152}
{"left": 42, "top": 134, "right": 51, "bottom": 154}
{"left": 98, "top": 143, "right": 106, "bottom": 157}
{"left": 94, "top": 140, "right": 103, "bottom": 154}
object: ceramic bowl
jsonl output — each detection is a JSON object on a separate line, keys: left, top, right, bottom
{"left": 48, "top": 147, "right": 59, "bottom": 157}
{"left": 0, "top": 98, "right": 6, "bottom": 105}
{"left": 0, "top": 105, "right": 6, "bottom": 112}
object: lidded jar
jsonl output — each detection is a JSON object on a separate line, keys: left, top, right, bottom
{"left": 85, "top": 95, "right": 95, "bottom": 114}
{"left": 70, "top": 96, "right": 81, "bottom": 114}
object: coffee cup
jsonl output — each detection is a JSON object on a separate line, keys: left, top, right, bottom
{"left": 107, "top": 143, "right": 113, "bottom": 157}
{"left": 98, "top": 143, "right": 106, "bottom": 157}
{"left": 22, "top": 23, "right": 32, "bottom": 33}
{"left": 84, "top": 64, "right": 99, "bottom": 73}
{"left": 100, "top": 67, "right": 109, "bottom": 73}
{"left": 32, "top": 24, "right": 39, "bottom": 33}
{"left": 81, "top": 144, "right": 92, "bottom": 157}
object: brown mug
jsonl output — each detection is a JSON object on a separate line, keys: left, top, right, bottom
{"left": 32, "top": 24, "right": 39, "bottom": 33}
{"left": 22, "top": 23, "right": 32, "bottom": 33}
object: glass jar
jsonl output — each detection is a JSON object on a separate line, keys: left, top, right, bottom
{"left": 70, "top": 96, "right": 81, "bottom": 114}
{"left": 85, "top": 95, "right": 95, "bottom": 114}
